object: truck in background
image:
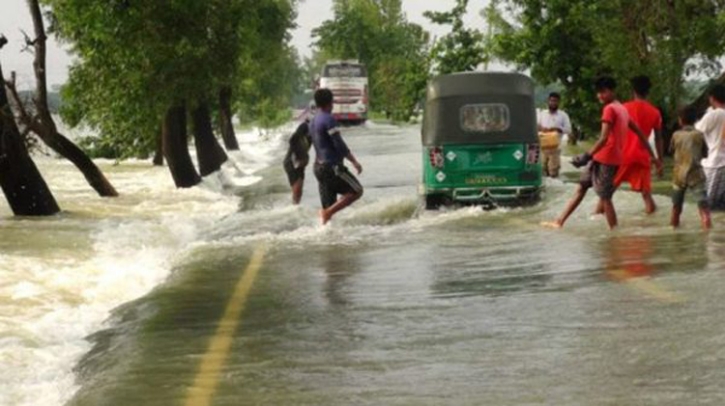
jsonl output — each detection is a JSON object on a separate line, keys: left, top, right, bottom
{"left": 318, "top": 60, "right": 369, "bottom": 125}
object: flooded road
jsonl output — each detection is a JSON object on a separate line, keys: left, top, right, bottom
{"left": 3, "top": 123, "right": 725, "bottom": 405}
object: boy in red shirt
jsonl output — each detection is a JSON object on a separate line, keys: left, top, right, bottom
{"left": 613, "top": 76, "right": 665, "bottom": 213}
{"left": 544, "top": 77, "right": 660, "bottom": 230}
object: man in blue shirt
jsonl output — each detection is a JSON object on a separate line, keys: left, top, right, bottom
{"left": 311, "top": 88, "right": 363, "bottom": 224}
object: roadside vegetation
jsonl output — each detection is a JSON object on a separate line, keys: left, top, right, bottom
{"left": 1, "top": 0, "right": 725, "bottom": 216}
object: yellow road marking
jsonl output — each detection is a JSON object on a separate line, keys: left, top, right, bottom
{"left": 185, "top": 245, "right": 268, "bottom": 406}
{"left": 608, "top": 269, "right": 686, "bottom": 304}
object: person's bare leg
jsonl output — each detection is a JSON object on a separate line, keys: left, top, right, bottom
{"left": 699, "top": 207, "right": 712, "bottom": 230}
{"left": 670, "top": 207, "right": 682, "bottom": 228}
{"left": 320, "top": 191, "right": 362, "bottom": 225}
{"left": 593, "top": 200, "right": 605, "bottom": 215}
{"left": 642, "top": 192, "right": 657, "bottom": 214}
{"left": 291, "top": 179, "right": 303, "bottom": 205}
{"left": 543, "top": 185, "right": 588, "bottom": 228}
{"left": 601, "top": 198, "right": 618, "bottom": 230}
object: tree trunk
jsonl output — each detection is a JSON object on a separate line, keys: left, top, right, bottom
{"left": 153, "top": 127, "right": 164, "bottom": 166}
{"left": 192, "top": 101, "right": 228, "bottom": 177}
{"left": 218, "top": 86, "right": 239, "bottom": 151}
{"left": 162, "top": 103, "right": 200, "bottom": 188}
{"left": 23, "top": 0, "right": 118, "bottom": 197}
{"left": 0, "top": 51, "right": 59, "bottom": 216}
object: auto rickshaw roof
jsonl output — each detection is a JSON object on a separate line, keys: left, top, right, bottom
{"left": 427, "top": 72, "right": 534, "bottom": 101}
{"left": 421, "top": 72, "right": 538, "bottom": 146}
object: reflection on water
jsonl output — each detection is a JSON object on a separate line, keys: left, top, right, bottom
{"left": 321, "top": 246, "right": 362, "bottom": 307}
{"left": 605, "top": 235, "right": 657, "bottom": 280}
{"left": 603, "top": 232, "right": 709, "bottom": 283}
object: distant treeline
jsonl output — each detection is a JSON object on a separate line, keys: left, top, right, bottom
{"left": 16, "top": 90, "right": 62, "bottom": 114}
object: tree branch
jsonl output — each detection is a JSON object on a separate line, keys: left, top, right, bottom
{"left": 26, "top": 0, "right": 52, "bottom": 124}
{"left": 19, "top": 29, "right": 37, "bottom": 54}
{"left": 4, "top": 71, "right": 41, "bottom": 134}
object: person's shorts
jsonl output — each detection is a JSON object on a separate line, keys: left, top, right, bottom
{"left": 580, "top": 161, "right": 619, "bottom": 200}
{"left": 614, "top": 163, "right": 651, "bottom": 193}
{"left": 672, "top": 183, "right": 709, "bottom": 211}
{"left": 705, "top": 167, "right": 725, "bottom": 210}
{"left": 283, "top": 157, "right": 305, "bottom": 186}
{"left": 314, "top": 163, "right": 363, "bottom": 209}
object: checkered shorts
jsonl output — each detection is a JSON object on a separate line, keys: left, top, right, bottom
{"left": 580, "top": 161, "right": 618, "bottom": 200}
{"left": 705, "top": 167, "right": 725, "bottom": 210}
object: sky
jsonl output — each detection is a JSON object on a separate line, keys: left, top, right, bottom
{"left": 1, "top": 0, "right": 490, "bottom": 88}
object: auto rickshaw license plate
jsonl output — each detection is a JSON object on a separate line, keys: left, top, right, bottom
{"left": 465, "top": 175, "right": 507, "bottom": 185}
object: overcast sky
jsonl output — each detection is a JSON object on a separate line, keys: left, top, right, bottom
{"left": 1, "top": 0, "right": 489, "bottom": 88}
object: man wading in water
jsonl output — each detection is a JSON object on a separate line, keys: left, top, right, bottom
{"left": 283, "top": 105, "right": 314, "bottom": 205}
{"left": 310, "top": 89, "right": 363, "bottom": 225}
{"left": 594, "top": 75, "right": 664, "bottom": 215}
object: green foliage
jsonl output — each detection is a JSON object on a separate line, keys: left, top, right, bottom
{"left": 313, "top": 0, "right": 431, "bottom": 122}
{"left": 234, "top": 0, "right": 301, "bottom": 128}
{"left": 44, "top": 0, "right": 299, "bottom": 156}
{"left": 486, "top": 0, "right": 725, "bottom": 132}
{"left": 424, "top": 0, "right": 486, "bottom": 75}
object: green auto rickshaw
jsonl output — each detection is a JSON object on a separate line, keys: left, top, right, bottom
{"left": 420, "top": 72, "right": 543, "bottom": 209}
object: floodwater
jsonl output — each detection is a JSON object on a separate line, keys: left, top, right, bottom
{"left": 2, "top": 123, "right": 725, "bottom": 406}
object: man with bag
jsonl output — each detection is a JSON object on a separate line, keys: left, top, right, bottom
{"left": 537, "top": 92, "right": 572, "bottom": 178}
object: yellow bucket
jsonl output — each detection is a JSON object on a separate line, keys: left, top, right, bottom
{"left": 538, "top": 131, "right": 561, "bottom": 150}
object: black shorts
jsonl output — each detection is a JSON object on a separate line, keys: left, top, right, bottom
{"left": 580, "top": 161, "right": 618, "bottom": 200}
{"left": 314, "top": 163, "right": 363, "bottom": 209}
{"left": 283, "top": 157, "right": 305, "bottom": 186}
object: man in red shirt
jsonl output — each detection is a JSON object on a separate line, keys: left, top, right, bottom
{"left": 544, "top": 77, "right": 660, "bottom": 230}
{"left": 613, "top": 76, "right": 665, "bottom": 213}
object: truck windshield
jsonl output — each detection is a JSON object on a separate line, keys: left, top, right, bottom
{"left": 323, "top": 65, "right": 367, "bottom": 78}
{"left": 460, "top": 104, "right": 510, "bottom": 133}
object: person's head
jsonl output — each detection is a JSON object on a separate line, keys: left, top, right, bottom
{"left": 314, "top": 88, "right": 334, "bottom": 112}
{"left": 548, "top": 92, "right": 561, "bottom": 112}
{"left": 708, "top": 84, "right": 725, "bottom": 107}
{"left": 678, "top": 105, "right": 698, "bottom": 127}
{"left": 631, "top": 75, "right": 651, "bottom": 98}
{"left": 595, "top": 76, "right": 617, "bottom": 104}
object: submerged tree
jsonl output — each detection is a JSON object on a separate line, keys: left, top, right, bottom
{"left": 6, "top": 0, "right": 118, "bottom": 197}
{"left": 47, "top": 0, "right": 298, "bottom": 187}
{"left": 0, "top": 35, "right": 60, "bottom": 216}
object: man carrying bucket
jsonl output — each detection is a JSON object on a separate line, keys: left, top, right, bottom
{"left": 537, "top": 92, "right": 572, "bottom": 178}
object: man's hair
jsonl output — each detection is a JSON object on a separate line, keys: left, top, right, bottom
{"left": 549, "top": 92, "right": 561, "bottom": 100}
{"left": 709, "top": 84, "right": 725, "bottom": 104}
{"left": 678, "top": 105, "right": 698, "bottom": 126}
{"left": 595, "top": 76, "right": 617, "bottom": 91}
{"left": 631, "top": 75, "right": 652, "bottom": 97}
{"left": 314, "top": 88, "right": 334, "bottom": 108}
